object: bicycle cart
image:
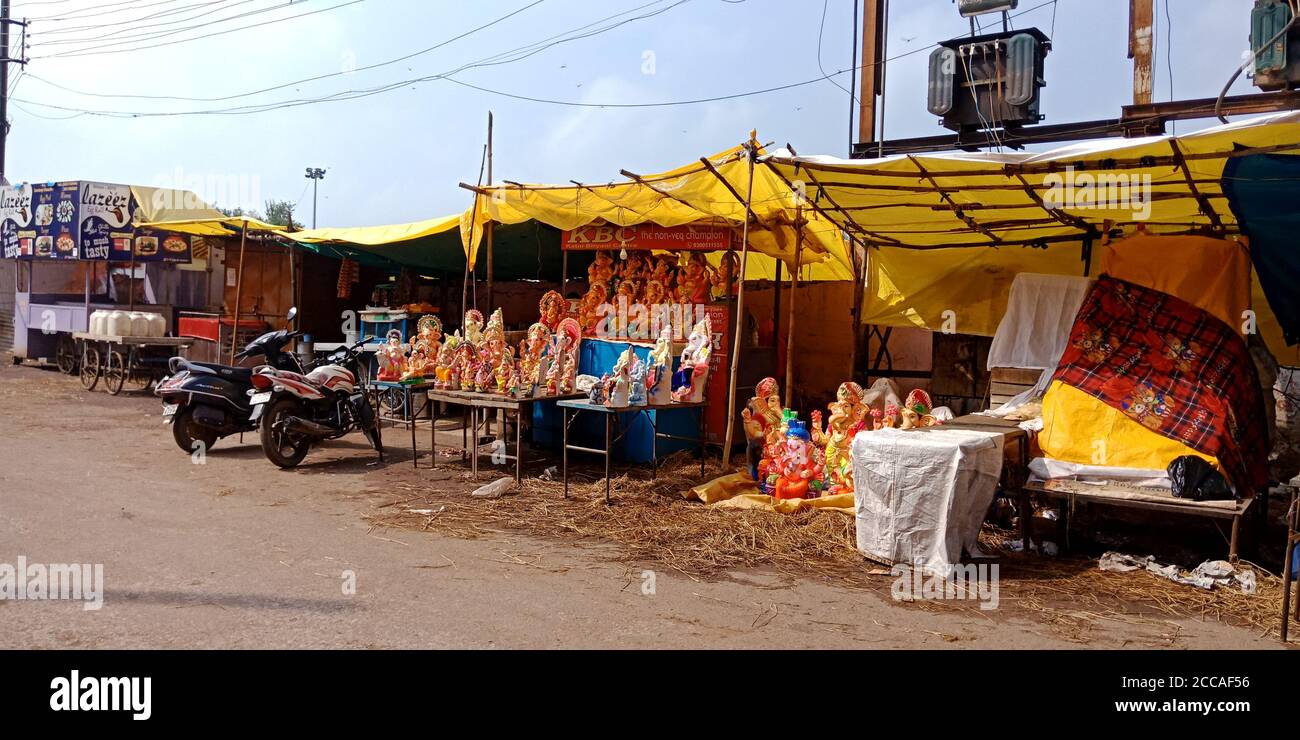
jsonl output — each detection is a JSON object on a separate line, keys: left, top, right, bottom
{"left": 72, "top": 333, "right": 193, "bottom": 395}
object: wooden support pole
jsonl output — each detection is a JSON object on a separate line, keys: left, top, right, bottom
{"left": 858, "top": 0, "right": 884, "bottom": 145}
{"left": 485, "top": 111, "right": 495, "bottom": 310}
{"left": 1129, "top": 0, "right": 1155, "bottom": 106}
{"left": 773, "top": 258, "right": 782, "bottom": 354}
{"left": 721, "top": 138, "right": 758, "bottom": 472}
{"left": 230, "top": 220, "right": 248, "bottom": 363}
{"left": 784, "top": 206, "right": 803, "bottom": 404}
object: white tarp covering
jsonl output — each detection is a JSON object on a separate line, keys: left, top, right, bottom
{"left": 852, "top": 428, "right": 1005, "bottom": 574}
{"left": 1028, "top": 457, "right": 1172, "bottom": 489}
{"left": 987, "top": 273, "right": 1094, "bottom": 370}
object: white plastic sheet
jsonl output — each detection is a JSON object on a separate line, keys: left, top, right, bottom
{"left": 987, "top": 273, "right": 1095, "bottom": 370}
{"left": 1027, "top": 457, "right": 1172, "bottom": 489}
{"left": 852, "top": 428, "right": 1005, "bottom": 575}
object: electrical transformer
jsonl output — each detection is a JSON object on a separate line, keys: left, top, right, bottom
{"left": 927, "top": 28, "right": 1050, "bottom": 133}
{"left": 956, "top": 0, "right": 1018, "bottom": 17}
{"left": 1252, "top": 0, "right": 1300, "bottom": 90}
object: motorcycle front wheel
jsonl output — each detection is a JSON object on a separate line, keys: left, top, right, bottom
{"left": 260, "top": 397, "right": 311, "bottom": 469}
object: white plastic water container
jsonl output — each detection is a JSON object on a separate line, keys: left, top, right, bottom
{"left": 145, "top": 313, "right": 166, "bottom": 337}
{"left": 89, "top": 310, "right": 106, "bottom": 336}
{"left": 129, "top": 312, "right": 150, "bottom": 337}
{"left": 105, "top": 311, "right": 131, "bottom": 337}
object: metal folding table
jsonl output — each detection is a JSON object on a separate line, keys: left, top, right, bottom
{"left": 557, "top": 399, "right": 708, "bottom": 504}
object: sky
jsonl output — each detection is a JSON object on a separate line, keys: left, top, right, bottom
{"left": 3, "top": 0, "right": 1266, "bottom": 227}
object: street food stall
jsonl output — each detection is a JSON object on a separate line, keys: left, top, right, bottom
{"left": 3, "top": 181, "right": 218, "bottom": 386}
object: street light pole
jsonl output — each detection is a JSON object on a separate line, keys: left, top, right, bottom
{"left": 304, "top": 167, "right": 326, "bottom": 228}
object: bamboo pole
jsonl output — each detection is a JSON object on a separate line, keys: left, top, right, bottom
{"left": 229, "top": 220, "right": 248, "bottom": 363}
{"left": 784, "top": 206, "right": 803, "bottom": 404}
{"left": 485, "top": 111, "right": 495, "bottom": 310}
{"left": 721, "top": 136, "right": 758, "bottom": 472}
{"left": 462, "top": 143, "right": 488, "bottom": 325}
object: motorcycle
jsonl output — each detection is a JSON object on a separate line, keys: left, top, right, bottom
{"left": 155, "top": 308, "right": 304, "bottom": 454}
{"left": 248, "top": 336, "right": 383, "bottom": 469}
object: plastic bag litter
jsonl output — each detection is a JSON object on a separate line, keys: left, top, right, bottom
{"left": 1098, "top": 551, "right": 1256, "bottom": 593}
{"left": 1168, "top": 455, "right": 1233, "bottom": 501}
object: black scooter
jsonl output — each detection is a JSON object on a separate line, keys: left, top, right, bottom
{"left": 155, "top": 308, "right": 304, "bottom": 454}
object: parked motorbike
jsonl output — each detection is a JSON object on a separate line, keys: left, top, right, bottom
{"left": 248, "top": 336, "right": 383, "bottom": 469}
{"left": 155, "top": 308, "right": 303, "bottom": 454}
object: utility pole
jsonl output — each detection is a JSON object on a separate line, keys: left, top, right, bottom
{"left": 1, "top": 0, "right": 29, "bottom": 182}
{"left": 857, "top": 0, "right": 885, "bottom": 148}
{"left": 304, "top": 167, "right": 326, "bottom": 228}
{"left": 1129, "top": 0, "right": 1155, "bottom": 105}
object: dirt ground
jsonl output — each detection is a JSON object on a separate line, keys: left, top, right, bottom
{"left": 0, "top": 357, "right": 1286, "bottom": 649}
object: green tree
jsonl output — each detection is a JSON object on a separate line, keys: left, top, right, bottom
{"left": 262, "top": 200, "right": 301, "bottom": 231}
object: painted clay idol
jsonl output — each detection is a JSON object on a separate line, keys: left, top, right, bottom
{"left": 417, "top": 315, "right": 443, "bottom": 357}
{"left": 544, "top": 318, "right": 582, "bottom": 396}
{"left": 518, "top": 322, "right": 551, "bottom": 390}
{"left": 605, "top": 345, "right": 635, "bottom": 408}
{"left": 434, "top": 334, "right": 460, "bottom": 388}
{"left": 403, "top": 339, "right": 432, "bottom": 382}
{"left": 675, "top": 253, "right": 710, "bottom": 305}
{"left": 578, "top": 281, "right": 608, "bottom": 337}
{"left": 462, "top": 309, "right": 485, "bottom": 347}
{"left": 587, "top": 250, "right": 615, "bottom": 287}
{"left": 646, "top": 325, "right": 674, "bottom": 406}
{"left": 671, "top": 316, "right": 712, "bottom": 403}
{"left": 628, "top": 353, "right": 647, "bottom": 406}
{"left": 376, "top": 329, "right": 406, "bottom": 382}
{"left": 538, "top": 290, "right": 565, "bottom": 332}
{"left": 742, "top": 377, "right": 782, "bottom": 482}
{"left": 773, "top": 418, "right": 820, "bottom": 501}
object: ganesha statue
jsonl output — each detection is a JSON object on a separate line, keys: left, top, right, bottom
{"left": 474, "top": 308, "right": 509, "bottom": 393}
{"left": 811, "top": 381, "right": 866, "bottom": 495}
{"left": 416, "top": 315, "right": 443, "bottom": 357}
{"left": 376, "top": 329, "right": 406, "bottom": 382}
{"left": 587, "top": 250, "right": 615, "bottom": 287}
{"left": 742, "top": 377, "right": 783, "bottom": 483}
{"left": 538, "top": 290, "right": 565, "bottom": 332}
{"left": 675, "top": 253, "right": 711, "bottom": 305}
{"left": 517, "top": 322, "right": 551, "bottom": 391}
{"left": 628, "top": 354, "right": 647, "bottom": 406}
{"left": 772, "top": 418, "right": 821, "bottom": 501}
{"left": 403, "top": 339, "right": 432, "bottom": 382}
{"left": 605, "top": 345, "right": 636, "bottom": 408}
{"left": 578, "top": 281, "right": 608, "bottom": 337}
{"left": 434, "top": 334, "right": 460, "bottom": 388}
{"left": 646, "top": 325, "right": 674, "bottom": 406}
{"left": 671, "top": 316, "right": 712, "bottom": 403}
{"left": 544, "top": 318, "right": 582, "bottom": 396}
{"left": 462, "top": 309, "right": 485, "bottom": 347}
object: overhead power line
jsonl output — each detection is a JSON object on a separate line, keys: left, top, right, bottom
{"left": 31, "top": 0, "right": 366, "bottom": 59}
{"left": 32, "top": 1, "right": 241, "bottom": 40}
{"left": 15, "top": 0, "right": 1058, "bottom": 120}
{"left": 22, "top": 0, "right": 670, "bottom": 104}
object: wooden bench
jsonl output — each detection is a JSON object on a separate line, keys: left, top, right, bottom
{"left": 1021, "top": 479, "right": 1255, "bottom": 563}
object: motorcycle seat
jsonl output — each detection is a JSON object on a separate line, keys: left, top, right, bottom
{"left": 182, "top": 360, "right": 254, "bottom": 383}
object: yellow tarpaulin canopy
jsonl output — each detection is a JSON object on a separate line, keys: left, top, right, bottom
{"left": 767, "top": 112, "right": 1300, "bottom": 359}
{"left": 129, "top": 185, "right": 227, "bottom": 224}
{"left": 283, "top": 213, "right": 461, "bottom": 245}
{"left": 464, "top": 141, "right": 854, "bottom": 281}
{"left": 766, "top": 112, "right": 1300, "bottom": 248}
{"left": 134, "top": 215, "right": 283, "bottom": 236}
